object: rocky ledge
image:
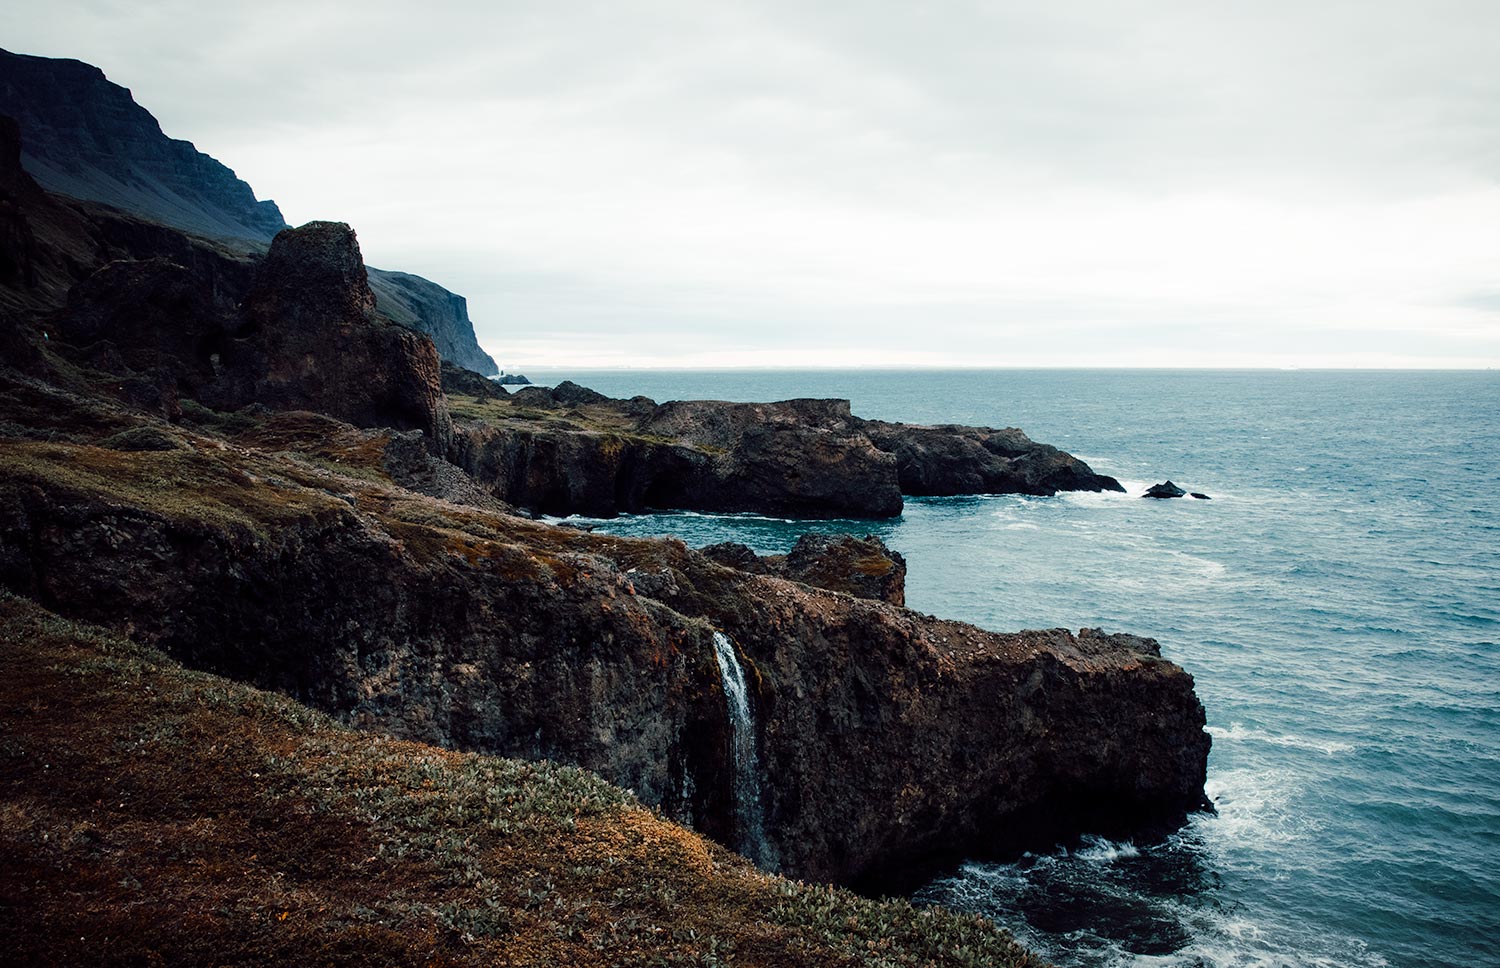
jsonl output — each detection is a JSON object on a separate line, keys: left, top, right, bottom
{"left": 0, "top": 109, "right": 1210, "bottom": 895}
{"left": 445, "top": 380, "right": 1123, "bottom": 519}
{"left": 702, "top": 533, "right": 908, "bottom": 607}
{"left": 0, "top": 401, "right": 1210, "bottom": 887}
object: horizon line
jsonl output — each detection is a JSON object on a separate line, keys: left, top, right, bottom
{"left": 502, "top": 363, "right": 1499, "bottom": 373}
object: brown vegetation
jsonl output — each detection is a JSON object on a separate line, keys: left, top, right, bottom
{"left": 0, "top": 594, "right": 1046, "bottom": 967}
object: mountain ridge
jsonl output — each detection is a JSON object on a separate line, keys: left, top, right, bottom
{"left": 0, "top": 46, "right": 499, "bottom": 375}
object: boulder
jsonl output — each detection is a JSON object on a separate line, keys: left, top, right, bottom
{"left": 552, "top": 380, "right": 610, "bottom": 406}
{"left": 700, "top": 541, "right": 771, "bottom": 574}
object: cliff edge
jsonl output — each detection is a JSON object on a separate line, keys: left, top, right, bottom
{"left": 0, "top": 48, "right": 499, "bottom": 375}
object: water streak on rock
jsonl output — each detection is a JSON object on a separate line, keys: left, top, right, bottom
{"left": 711, "top": 631, "right": 773, "bottom": 869}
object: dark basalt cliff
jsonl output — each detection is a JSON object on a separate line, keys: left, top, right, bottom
{"left": 0, "top": 47, "right": 284, "bottom": 243}
{"left": 443, "top": 382, "right": 1121, "bottom": 519}
{"left": 0, "top": 48, "right": 499, "bottom": 376}
{"left": 0, "top": 413, "right": 1209, "bottom": 887}
{"left": 368, "top": 267, "right": 499, "bottom": 375}
{"left": 0, "top": 110, "right": 1209, "bottom": 892}
{"left": 211, "top": 221, "right": 453, "bottom": 452}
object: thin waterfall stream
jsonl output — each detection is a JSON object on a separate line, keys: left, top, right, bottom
{"left": 711, "top": 631, "right": 773, "bottom": 869}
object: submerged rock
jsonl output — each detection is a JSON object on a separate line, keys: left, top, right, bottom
{"left": 1144, "top": 481, "right": 1187, "bottom": 499}
{"left": 1191, "top": 492, "right": 1211, "bottom": 500}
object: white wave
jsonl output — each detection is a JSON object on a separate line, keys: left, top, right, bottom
{"left": 1160, "top": 912, "right": 1392, "bottom": 968}
{"left": 1208, "top": 722, "right": 1354, "bottom": 755}
{"left": 1194, "top": 766, "right": 1318, "bottom": 850}
{"left": 1073, "top": 834, "right": 1141, "bottom": 862}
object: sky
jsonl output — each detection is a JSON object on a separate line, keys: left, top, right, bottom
{"left": 6, "top": 1, "right": 1500, "bottom": 369}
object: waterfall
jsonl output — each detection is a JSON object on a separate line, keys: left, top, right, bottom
{"left": 711, "top": 630, "right": 773, "bottom": 868}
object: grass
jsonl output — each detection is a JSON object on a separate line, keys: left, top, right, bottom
{"left": 0, "top": 593, "right": 1047, "bottom": 967}
{"left": 0, "top": 438, "right": 348, "bottom": 540}
{"left": 446, "top": 392, "right": 703, "bottom": 452}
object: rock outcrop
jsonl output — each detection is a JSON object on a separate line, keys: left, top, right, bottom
{"left": 859, "top": 420, "right": 1124, "bottom": 497}
{"left": 0, "top": 407, "right": 1211, "bottom": 887}
{"left": 440, "top": 359, "right": 508, "bottom": 399}
{"left": 0, "top": 48, "right": 500, "bottom": 374}
{"left": 1144, "top": 481, "right": 1187, "bottom": 499}
{"left": 445, "top": 388, "right": 1121, "bottom": 519}
{"left": 702, "top": 534, "right": 908, "bottom": 606}
{"left": 210, "top": 221, "right": 453, "bottom": 452}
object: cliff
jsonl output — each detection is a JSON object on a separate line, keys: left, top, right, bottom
{"left": 0, "top": 48, "right": 499, "bottom": 375}
{"left": 368, "top": 268, "right": 499, "bottom": 375}
{"left": 0, "top": 99, "right": 1208, "bottom": 913}
{"left": 0, "top": 593, "right": 1047, "bottom": 967}
{"left": 444, "top": 382, "right": 1122, "bottom": 518}
{"left": 0, "top": 378, "right": 1209, "bottom": 888}
{"left": 210, "top": 221, "right": 454, "bottom": 452}
{"left": 0, "top": 47, "right": 284, "bottom": 243}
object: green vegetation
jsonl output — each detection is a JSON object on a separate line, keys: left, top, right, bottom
{"left": 0, "top": 593, "right": 1046, "bottom": 967}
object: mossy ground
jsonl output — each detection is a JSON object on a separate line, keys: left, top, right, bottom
{"left": 0, "top": 594, "right": 1046, "bottom": 967}
{"left": 446, "top": 392, "right": 698, "bottom": 452}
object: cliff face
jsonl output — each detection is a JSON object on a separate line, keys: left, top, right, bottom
{"left": 0, "top": 93, "right": 1209, "bottom": 892}
{"left": 369, "top": 268, "right": 499, "bottom": 375}
{"left": 210, "top": 221, "right": 453, "bottom": 452}
{"left": 0, "top": 48, "right": 285, "bottom": 243}
{"left": 0, "top": 594, "right": 1048, "bottom": 968}
{"left": 443, "top": 384, "right": 1122, "bottom": 519}
{"left": 0, "top": 413, "right": 1209, "bottom": 887}
{"left": 0, "top": 50, "right": 500, "bottom": 375}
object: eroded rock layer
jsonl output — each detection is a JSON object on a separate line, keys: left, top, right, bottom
{"left": 0, "top": 412, "right": 1209, "bottom": 886}
{"left": 0, "top": 107, "right": 1209, "bottom": 890}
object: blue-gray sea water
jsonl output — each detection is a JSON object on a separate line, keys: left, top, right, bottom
{"left": 526, "top": 368, "right": 1500, "bottom": 968}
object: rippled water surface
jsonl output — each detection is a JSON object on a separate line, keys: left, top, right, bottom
{"left": 527, "top": 369, "right": 1500, "bottom": 968}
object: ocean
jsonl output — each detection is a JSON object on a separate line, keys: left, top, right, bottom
{"left": 524, "top": 368, "right": 1500, "bottom": 968}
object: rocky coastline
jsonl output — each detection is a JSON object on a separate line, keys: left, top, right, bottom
{"left": 0, "top": 51, "right": 1211, "bottom": 968}
{"left": 443, "top": 379, "right": 1123, "bottom": 519}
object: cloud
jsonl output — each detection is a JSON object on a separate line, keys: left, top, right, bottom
{"left": 6, "top": 1, "right": 1499, "bottom": 367}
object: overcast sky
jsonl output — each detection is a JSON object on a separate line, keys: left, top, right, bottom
{"left": 8, "top": 1, "right": 1500, "bottom": 368}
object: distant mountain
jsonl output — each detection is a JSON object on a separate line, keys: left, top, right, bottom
{"left": 0, "top": 47, "right": 498, "bottom": 375}
{"left": 365, "top": 268, "right": 498, "bottom": 376}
